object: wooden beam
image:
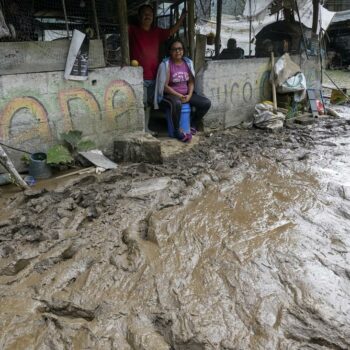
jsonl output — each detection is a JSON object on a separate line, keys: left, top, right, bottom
{"left": 117, "top": 0, "right": 130, "bottom": 66}
{"left": 194, "top": 34, "right": 206, "bottom": 73}
{"left": 61, "top": 0, "right": 70, "bottom": 38}
{"left": 312, "top": 0, "right": 319, "bottom": 34}
{"left": 188, "top": 0, "right": 195, "bottom": 59}
{"left": 91, "top": 0, "right": 101, "bottom": 39}
{"left": 0, "top": 146, "right": 29, "bottom": 190}
{"left": 215, "top": 0, "right": 222, "bottom": 58}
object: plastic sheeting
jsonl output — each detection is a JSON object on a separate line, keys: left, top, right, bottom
{"left": 273, "top": 53, "right": 301, "bottom": 87}
{"left": 253, "top": 102, "right": 285, "bottom": 130}
{"left": 197, "top": 0, "right": 335, "bottom": 56}
{"left": 243, "top": 0, "right": 335, "bottom": 34}
{"left": 273, "top": 54, "right": 307, "bottom": 102}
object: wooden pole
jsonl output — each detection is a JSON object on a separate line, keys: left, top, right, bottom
{"left": 0, "top": 146, "right": 29, "bottom": 190}
{"left": 248, "top": 0, "right": 252, "bottom": 57}
{"left": 312, "top": 0, "right": 319, "bottom": 35}
{"left": 117, "top": 0, "right": 130, "bottom": 66}
{"left": 61, "top": 0, "right": 70, "bottom": 38}
{"left": 295, "top": 0, "right": 309, "bottom": 59}
{"left": 271, "top": 52, "right": 277, "bottom": 113}
{"left": 91, "top": 0, "right": 100, "bottom": 39}
{"left": 188, "top": 0, "right": 195, "bottom": 59}
{"left": 215, "top": 0, "right": 222, "bottom": 58}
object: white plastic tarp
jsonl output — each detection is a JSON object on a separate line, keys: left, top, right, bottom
{"left": 243, "top": 0, "right": 335, "bottom": 33}
{"left": 197, "top": 0, "right": 335, "bottom": 56}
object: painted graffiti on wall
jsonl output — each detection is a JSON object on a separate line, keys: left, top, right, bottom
{"left": 0, "top": 79, "right": 137, "bottom": 144}
{"left": 58, "top": 88, "right": 102, "bottom": 131}
{"left": 0, "top": 96, "right": 51, "bottom": 143}
{"left": 208, "top": 67, "right": 318, "bottom": 108}
{"left": 209, "top": 70, "right": 271, "bottom": 107}
{"left": 105, "top": 80, "right": 137, "bottom": 126}
{"left": 210, "top": 82, "right": 251, "bottom": 105}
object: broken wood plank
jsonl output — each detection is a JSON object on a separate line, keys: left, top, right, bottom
{"left": 0, "top": 146, "right": 29, "bottom": 190}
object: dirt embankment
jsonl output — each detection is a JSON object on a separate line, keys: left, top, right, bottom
{"left": 1, "top": 115, "right": 350, "bottom": 349}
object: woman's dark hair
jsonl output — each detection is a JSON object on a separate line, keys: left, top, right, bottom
{"left": 168, "top": 38, "right": 185, "bottom": 53}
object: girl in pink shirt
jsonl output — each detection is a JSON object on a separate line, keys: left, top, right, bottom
{"left": 157, "top": 39, "right": 211, "bottom": 142}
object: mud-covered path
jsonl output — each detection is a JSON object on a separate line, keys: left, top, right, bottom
{"left": 1, "top": 112, "right": 350, "bottom": 350}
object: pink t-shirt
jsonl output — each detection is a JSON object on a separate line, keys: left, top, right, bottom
{"left": 169, "top": 60, "right": 190, "bottom": 95}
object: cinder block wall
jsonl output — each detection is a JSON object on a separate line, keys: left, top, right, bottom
{"left": 0, "top": 67, "right": 144, "bottom": 168}
{"left": 196, "top": 55, "right": 320, "bottom": 129}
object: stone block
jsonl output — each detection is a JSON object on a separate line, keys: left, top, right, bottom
{"left": 294, "top": 115, "right": 315, "bottom": 125}
{"left": 114, "top": 132, "right": 162, "bottom": 164}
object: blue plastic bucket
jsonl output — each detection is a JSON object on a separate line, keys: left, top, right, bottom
{"left": 28, "top": 152, "right": 52, "bottom": 179}
{"left": 165, "top": 103, "right": 191, "bottom": 137}
{"left": 179, "top": 103, "right": 191, "bottom": 134}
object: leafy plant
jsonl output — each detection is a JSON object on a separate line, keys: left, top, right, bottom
{"left": 61, "top": 130, "right": 96, "bottom": 153}
{"left": 47, "top": 145, "right": 73, "bottom": 165}
{"left": 46, "top": 130, "right": 96, "bottom": 166}
{"left": 21, "top": 154, "right": 30, "bottom": 165}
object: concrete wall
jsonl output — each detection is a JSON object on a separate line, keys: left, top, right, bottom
{"left": 196, "top": 55, "right": 321, "bottom": 129}
{"left": 0, "top": 67, "right": 144, "bottom": 168}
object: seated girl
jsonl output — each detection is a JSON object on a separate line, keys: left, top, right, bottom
{"left": 154, "top": 39, "right": 211, "bottom": 142}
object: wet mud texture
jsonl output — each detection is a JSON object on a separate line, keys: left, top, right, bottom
{"left": 1, "top": 115, "right": 350, "bottom": 350}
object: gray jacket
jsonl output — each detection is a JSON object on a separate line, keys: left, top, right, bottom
{"left": 154, "top": 57, "right": 196, "bottom": 109}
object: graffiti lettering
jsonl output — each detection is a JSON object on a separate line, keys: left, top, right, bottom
{"left": 211, "top": 80, "right": 254, "bottom": 105}
{"left": 230, "top": 83, "right": 239, "bottom": 104}
{"left": 0, "top": 97, "right": 51, "bottom": 142}
{"left": 105, "top": 80, "right": 136, "bottom": 127}
{"left": 59, "top": 88, "right": 101, "bottom": 131}
{"left": 0, "top": 80, "right": 137, "bottom": 145}
{"left": 243, "top": 82, "right": 253, "bottom": 103}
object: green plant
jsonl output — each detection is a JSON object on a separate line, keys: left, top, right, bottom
{"left": 61, "top": 130, "right": 96, "bottom": 153}
{"left": 47, "top": 145, "right": 73, "bottom": 165}
{"left": 21, "top": 154, "right": 30, "bottom": 165}
{"left": 46, "top": 130, "right": 96, "bottom": 165}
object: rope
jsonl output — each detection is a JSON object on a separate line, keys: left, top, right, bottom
{"left": 0, "top": 142, "right": 32, "bottom": 155}
{"left": 323, "top": 70, "right": 350, "bottom": 102}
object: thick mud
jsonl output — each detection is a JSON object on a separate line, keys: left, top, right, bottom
{"left": 1, "top": 112, "right": 350, "bottom": 349}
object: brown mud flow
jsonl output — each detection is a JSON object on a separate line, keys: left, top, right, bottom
{"left": 1, "top": 111, "right": 350, "bottom": 349}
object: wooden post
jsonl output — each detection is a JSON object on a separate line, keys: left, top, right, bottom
{"left": 188, "top": 0, "right": 195, "bottom": 59}
{"left": 215, "top": 0, "right": 222, "bottom": 58}
{"left": 271, "top": 52, "right": 277, "bottom": 113}
{"left": 248, "top": 0, "right": 252, "bottom": 57}
{"left": 312, "top": 0, "right": 319, "bottom": 35}
{"left": 0, "top": 146, "right": 29, "bottom": 190}
{"left": 61, "top": 0, "right": 70, "bottom": 38}
{"left": 194, "top": 34, "right": 207, "bottom": 73}
{"left": 117, "top": 0, "right": 130, "bottom": 66}
{"left": 91, "top": 0, "right": 100, "bottom": 39}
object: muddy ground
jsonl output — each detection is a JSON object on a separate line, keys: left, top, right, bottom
{"left": 1, "top": 109, "right": 350, "bottom": 349}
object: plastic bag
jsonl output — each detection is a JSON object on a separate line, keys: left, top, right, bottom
{"left": 253, "top": 102, "right": 285, "bottom": 130}
{"left": 277, "top": 72, "right": 307, "bottom": 102}
{"left": 273, "top": 53, "right": 301, "bottom": 86}
{"left": 277, "top": 72, "right": 307, "bottom": 93}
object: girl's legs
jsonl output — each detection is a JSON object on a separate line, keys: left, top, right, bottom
{"left": 189, "top": 93, "right": 211, "bottom": 130}
{"left": 159, "top": 94, "right": 183, "bottom": 138}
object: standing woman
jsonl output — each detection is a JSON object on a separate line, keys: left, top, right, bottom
{"left": 154, "top": 39, "right": 211, "bottom": 141}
